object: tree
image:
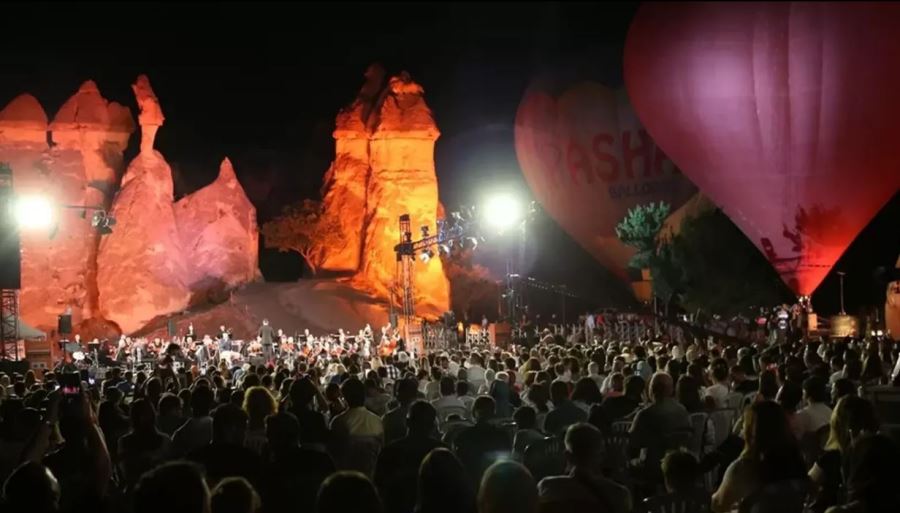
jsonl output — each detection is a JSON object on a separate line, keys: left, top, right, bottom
{"left": 615, "top": 202, "right": 671, "bottom": 269}
{"left": 651, "top": 208, "right": 794, "bottom": 317}
{"left": 261, "top": 199, "right": 340, "bottom": 276}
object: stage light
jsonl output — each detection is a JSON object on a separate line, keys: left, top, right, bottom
{"left": 419, "top": 249, "right": 435, "bottom": 263}
{"left": 13, "top": 195, "right": 55, "bottom": 230}
{"left": 438, "top": 243, "right": 451, "bottom": 256}
{"left": 420, "top": 225, "right": 430, "bottom": 237}
{"left": 483, "top": 193, "right": 522, "bottom": 231}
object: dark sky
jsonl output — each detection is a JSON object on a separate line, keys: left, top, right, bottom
{"left": 2, "top": 1, "right": 897, "bottom": 316}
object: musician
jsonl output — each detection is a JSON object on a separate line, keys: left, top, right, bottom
{"left": 115, "top": 339, "right": 129, "bottom": 365}
{"left": 218, "top": 331, "right": 232, "bottom": 353}
{"left": 194, "top": 337, "right": 211, "bottom": 367}
{"left": 259, "top": 319, "right": 275, "bottom": 363}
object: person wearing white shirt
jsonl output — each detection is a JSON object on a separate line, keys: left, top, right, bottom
{"left": 600, "top": 356, "right": 626, "bottom": 395}
{"left": 478, "top": 368, "right": 496, "bottom": 395}
{"left": 705, "top": 365, "right": 731, "bottom": 408}
{"left": 587, "top": 361, "right": 605, "bottom": 390}
{"left": 794, "top": 376, "right": 833, "bottom": 436}
{"left": 432, "top": 377, "right": 466, "bottom": 416}
{"left": 466, "top": 355, "right": 486, "bottom": 391}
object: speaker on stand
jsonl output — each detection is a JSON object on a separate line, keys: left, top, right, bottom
{"left": 58, "top": 313, "right": 72, "bottom": 335}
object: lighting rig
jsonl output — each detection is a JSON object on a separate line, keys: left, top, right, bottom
{"left": 393, "top": 208, "right": 483, "bottom": 331}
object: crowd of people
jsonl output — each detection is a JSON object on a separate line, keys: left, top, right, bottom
{"left": 1, "top": 314, "right": 899, "bottom": 513}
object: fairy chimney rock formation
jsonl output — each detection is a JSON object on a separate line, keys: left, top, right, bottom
{"left": 49, "top": 80, "right": 134, "bottom": 154}
{"left": 175, "top": 158, "right": 260, "bottom": 292}
{"left": 0, "top": 94, "right": 94, "bottom": 329}
{"left": 132, "top": 74, "right": 164, "bottom": 153}
{"left": 96, "top": 151, "right": 192, "bottom": 333}
{"left": 316, "top": 67, "right": 449, "bottom": 315}
{"left": 361, "top": 72, "right": 449, "bottom": 316}
{"left": 887, "top": 254, "right": 900, "bottom": 341}
{"left": 0, "top": 94, "right": 48, "bottom": 145}
{"left": 316, "top": 67, "right": 384, "bottom": 272}
{"left": 95, "top": 79, "right": 188, "bottom": 333}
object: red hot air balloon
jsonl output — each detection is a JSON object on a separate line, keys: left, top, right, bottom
{"left": 514, "top": 80, "right": 697, "bottom": 282}
{"left": 624, "top": 2, "right": 900, "bottom": 297}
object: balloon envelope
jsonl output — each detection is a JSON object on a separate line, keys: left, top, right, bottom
{"left": 624, "top": 2, "right": 900, "bottom": 296}
{"left": 514, "top": 79, "right": 696, "bottom": 281}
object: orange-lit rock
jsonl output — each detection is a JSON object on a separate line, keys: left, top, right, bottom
{"left": 96, "top": 151, "right": 192, "bottom": 334}
{"left": 359, "top": 72, "right": 449, "bottom": 316}
{"left": 316, "top": 73, "right": 373, "bottom": 272}
{"left": 132, "top": 74, "right": 164, "bottom": 153}
{"left": 1, "top": 85, "right": 134, "bottom": 332}
{"left": 49, "top": 80, "right": 133, "bottom": 187}
{"left": 1, "top": 95, "right": 92, "bottom": 330}
{"left": 317, "top": 67, "right": 449, "bottom": 317}
{"left": 175, "top": 158, "right": 260, "bottom": 293}
{"left": 887, "top": 254, "right": 900, "bottom": 341}
{"left": 0, "top": 94, "right": 47, "bottom": 144}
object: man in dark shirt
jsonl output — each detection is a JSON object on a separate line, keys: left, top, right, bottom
{"left": 260, "top": 411, "right": 335, "bottom": 513}
{"left": 187, "top": 403, "right": 262, "bottom": 489}
{"left": 258, "top": 319, "right": 275, "bottom": 363}
{"left": 453, "top": 396, "right": 510, "bottom": 490}
{"left": 375, "top": 401, "right": 445, "bottom": 513}
{"left": 286, "top": 377, "right": 329, "bottom": 448}
{"left": 544, "top": 379, "right": 588, "bottom": 436}
{"left": 381, "top": 378, "right": 419, "bottom": 445}
{"left": 730, "top": 365, "right": 758, "bottom": 395}
{"left": 589, "top": 375, "right": 644, "bottom": 434}
{"left": 629, "top": 373, "right": 690, "bottom": 484}
{"left": 538, "top": 423, "right": 632, "bottom": 513}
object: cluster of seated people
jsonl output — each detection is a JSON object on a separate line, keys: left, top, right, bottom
{"left": 1, "top": 330, "right": 899, "bottom": 513}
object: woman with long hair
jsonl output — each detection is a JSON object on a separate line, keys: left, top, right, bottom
{"left": 676, "top": 375, "right": 706, "bottom": 413}
{"left": 570, "top": 377, "right": 602, "bottom": 413}
{"left": 808, "top": 396, "right": 879, "bottom": 513}
{"left": 711, "top": 401, "right": 807, "bottom": 512}
{"left": 827, "top": 434, "right": 900, "bottom": 513}
{"left": 757, "top": 370, "right": 779, "bottom": 402}
{"left": 242, "top": 386, "right": 277, "bottom": 455}
{"left": 415, "top": 448, "right": 476, "bottom": 513}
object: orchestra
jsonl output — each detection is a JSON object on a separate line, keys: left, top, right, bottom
{"left": 55, "top": 319, "right": 407, "bottom": 375}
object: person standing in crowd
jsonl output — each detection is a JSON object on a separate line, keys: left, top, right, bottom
{"left": 375, "top": 401, "right": 445, "bottom": 513}
{"left": 258, "top": 319, "right": 274, "bottom": 364}
{"left": 188, "top": 404, "right": 262, "bottom": 489}
{"left": 259, "top": 412, "right": 334, "bottom": 513}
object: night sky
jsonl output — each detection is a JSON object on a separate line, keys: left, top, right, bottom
{"left": 2, "top": 2, "right": 897, "bottom": 317}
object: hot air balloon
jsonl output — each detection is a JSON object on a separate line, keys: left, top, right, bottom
{"left": 514, "top": 75, "right": 698, "bottom": 288}
{"left": 624, "top": 2, "right": 900, "bottom": 298}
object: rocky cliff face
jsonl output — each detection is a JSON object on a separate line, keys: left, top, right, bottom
{"left": 360, "top": 73, "right": 448, "bottom": 316}
{"left": 887, "top": 255, "right": 900, "bottom": 341}
{"left": 1, "top": 77, "right": 259, "bottom": 334}
{"left": 96, "top": 151, "right": 192, "bottom": 333}
{"left": 318, "top": 68, "right": 450, "bottom": 316}
{"left": 175, "top": 158, "right": 260, "bottom": 293}
{"left": 0, "top": 85, "right": 134, "bottom": 331}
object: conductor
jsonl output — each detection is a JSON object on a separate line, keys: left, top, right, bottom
{"left": 259, "top": 319, "right": 275, "bottom": 363}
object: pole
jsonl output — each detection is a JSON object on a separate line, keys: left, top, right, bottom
{"left": 838, "top": 271, "right": 846, "bottom": 315}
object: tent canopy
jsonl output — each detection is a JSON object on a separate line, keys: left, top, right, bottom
{"left": 1, "top": 316, "right": 47, "bottom": 340}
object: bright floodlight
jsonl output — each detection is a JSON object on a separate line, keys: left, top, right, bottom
{"left": 13, "top": 195, "right": 55, "bottom": 230}
{"left": 483, "top": 193, "right": 522, "bottom": 231}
